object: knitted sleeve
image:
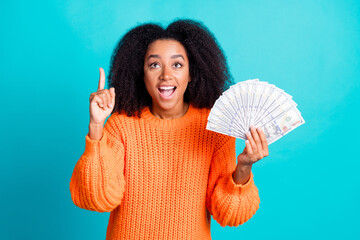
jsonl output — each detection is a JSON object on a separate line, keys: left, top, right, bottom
{"left": 206, "top": 134, "right": 260, "bottom": 227}
{"left": 70, "top": 114, "right": 126, "bottom": 212}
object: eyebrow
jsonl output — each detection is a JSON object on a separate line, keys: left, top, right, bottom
{"left": 147, "top": 54, "right": 185, "bottom": 60}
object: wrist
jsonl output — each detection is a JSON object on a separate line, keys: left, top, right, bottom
{"left": 233, "top": 163, "right": 252, "bottom": 185}
{"left": 236, "top": 163, "right": 253, "bottom": 173}
{"left": 88, "top": 122, "right": 104, "bottom": 140}
{"left": 89, "top": 122, "right": 104, "bottom": 128}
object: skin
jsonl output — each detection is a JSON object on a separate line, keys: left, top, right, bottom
{"left": 88, "top": 39, "right": 269, "bottom": 185}
{"left": 143, "top": 39, "right": 191, "bottom": 120}
{"left": 88, "top": 67, "right": 115, "bottom": 140}
{"left": 233, "top": 126, "right": 269, "bottom": 185}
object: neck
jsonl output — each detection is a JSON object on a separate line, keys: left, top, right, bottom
{"left": 150, "top": 102, "right": 190, "bottom": 120}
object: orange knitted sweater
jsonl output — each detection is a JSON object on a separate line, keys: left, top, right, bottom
{"left": 70, "top": 104, "right": 260, "bottom": 239}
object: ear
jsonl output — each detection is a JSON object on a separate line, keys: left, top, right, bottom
{"left": 188, "top": 75, "right": 192, "bottom": 82}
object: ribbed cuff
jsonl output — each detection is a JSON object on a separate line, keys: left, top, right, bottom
{"left": 211, "top": 171, "right": 260, "bottom": 227}
{"left": 227, "top": 171, "right": 255, "bottom": 192}
{"left": 84, "top": 131, "right": 107, "bottom": 155}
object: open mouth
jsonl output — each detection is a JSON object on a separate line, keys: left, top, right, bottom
{"left": 158, "top": 86, "right": 177, "bottom": 98}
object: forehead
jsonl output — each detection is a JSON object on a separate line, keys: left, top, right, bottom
{"left": 145, "top": 39, "right": 188, "bottom": 58}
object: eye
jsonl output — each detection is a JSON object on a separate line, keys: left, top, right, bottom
{"left": 149, "top": 62, "right": 160, "bottom": 68}
{"left": 173, "top": 62, "right": 183, "bottom": 68}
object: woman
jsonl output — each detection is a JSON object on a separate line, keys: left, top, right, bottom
{"left": 70, "top": 19, "right": 269, "bottom": 239}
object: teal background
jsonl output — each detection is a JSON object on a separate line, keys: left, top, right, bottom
{"left": 1, "top": 0, "right": 359, "bottom": 239}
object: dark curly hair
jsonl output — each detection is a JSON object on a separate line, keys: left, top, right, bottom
{"left": 108, "top": 19, "right": 233, "bottom": 117}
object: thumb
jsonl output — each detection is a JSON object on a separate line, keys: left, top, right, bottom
{"left": 110, "top": 87, "right": 116, "bottom": 102}
{"left": 241, "top": 140, "right": 252, "bottom": 155}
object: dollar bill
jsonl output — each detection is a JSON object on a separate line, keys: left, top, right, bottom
{"left": 206, "top": 79, "right": 305, "bottom": 145}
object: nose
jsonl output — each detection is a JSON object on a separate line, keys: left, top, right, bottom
{"left": 160, "top": 65, "right": 172, "bottom": 81}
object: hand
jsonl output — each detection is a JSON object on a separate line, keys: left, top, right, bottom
{"left": 89, "top": 68, "right": 116, "bottom": 125}
{"left": 237, "top": 126, "right": 269, "bottom": 166}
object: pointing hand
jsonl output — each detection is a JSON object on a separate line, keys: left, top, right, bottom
{"left": 89, "top": 68, "right": 116, "bottom": 125}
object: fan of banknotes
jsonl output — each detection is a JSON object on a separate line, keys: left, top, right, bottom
{"left": 206, "top": 79, "right": 305, "bottom": 145}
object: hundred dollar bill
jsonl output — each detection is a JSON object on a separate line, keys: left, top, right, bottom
{"left": 256, "top": 105, "right": 305, "bottom": 144}
{"left": 206, "top": 79, "right": 305, "bottom": 145}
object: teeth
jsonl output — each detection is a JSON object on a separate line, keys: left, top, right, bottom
{"left": 159, "top": 86, "right": 175, "bottom": 90}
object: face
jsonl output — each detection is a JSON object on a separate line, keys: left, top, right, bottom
{"left": 144, "top": 39, "right": 191, "bottom": 117}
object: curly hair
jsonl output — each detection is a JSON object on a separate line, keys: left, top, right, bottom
{"left": 108, "top": 19, "right": 233, "bottom": 117}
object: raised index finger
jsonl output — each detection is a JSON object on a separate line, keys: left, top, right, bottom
{"left": 98, "top": 67, "right": 106, "bottom": 90}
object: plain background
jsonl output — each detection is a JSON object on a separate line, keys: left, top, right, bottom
{"left": 1, "top": 0, "right": 359, "bottom": 239}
